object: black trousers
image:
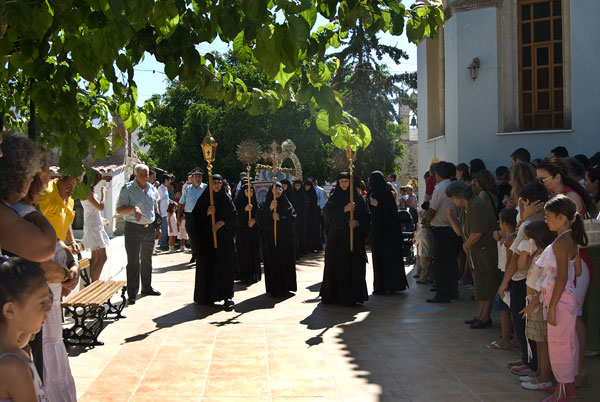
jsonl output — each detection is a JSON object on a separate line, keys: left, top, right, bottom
{"left": 432, "top": 226, "right": 461, "bottom": 300}
{"left": 124, "top": 222, "right": 155, "bottom": 299}
{"left": 185, "top": 213, "right": 196, "bottom": 257}
{"left": 510, "top": 279, "right": 538, "bottom": 370}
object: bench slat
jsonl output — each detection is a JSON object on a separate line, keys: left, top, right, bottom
{"left": 62, "top": 280, "right": 126, "bottom": 308}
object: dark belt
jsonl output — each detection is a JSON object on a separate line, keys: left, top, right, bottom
{"left": 125, "top": 221, "right": 152, "bottom": 228}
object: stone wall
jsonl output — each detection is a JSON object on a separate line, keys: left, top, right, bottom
{"left": 397, "top": 140, "right": 419, "bottom": 190}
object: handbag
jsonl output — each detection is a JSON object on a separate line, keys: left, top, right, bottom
{"left": 583, "top": 216, "right": 600, "bottom": 247}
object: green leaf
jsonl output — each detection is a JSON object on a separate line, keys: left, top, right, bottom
{"left": 32, "top": 5, "right": 53, "bottom": 38}
{"left": 119, "top": 102, "right": 132, "bottom": 120}
{"left": 275, "top": 0, "right": 312, "bottom": 14}
{"left": 72, "top": 182, "right": 91, "bottom": 201}
{"left": 274, "top": 64, "right": 295, "bottom": 87}
{"left": 242, "top": 0, "right": 268, "bottom": 22}
{"left": 300, "top": 5, "right": 317, "bottom": 28}
{"left": 287, "top": 15, "right": 310, "bottom": 47}
{"left": 165, "top": 61, "right": 179, "bottom": 80}
{"left": 152, "top": 0, "right": 180, "bottom": 38}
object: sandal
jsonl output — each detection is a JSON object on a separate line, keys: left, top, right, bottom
{"left": 487, "top": 340, "right": 510, "bottom": 350}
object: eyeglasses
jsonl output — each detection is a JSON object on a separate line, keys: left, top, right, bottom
{"left": 536, "top": 176, "right": 553, "bottom": 183}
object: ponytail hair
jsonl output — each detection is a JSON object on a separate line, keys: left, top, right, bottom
{"left": 571, "top": 214, "right": 588, "bottom": 247}
{"left": 544, "top": 194, "right": 588, "bottom": 247}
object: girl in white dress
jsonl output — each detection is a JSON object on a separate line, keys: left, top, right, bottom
{"left": 81, "top": 170, "right": 110, "bottom": 282}
{"left": 167, "top": 202, "right": 178, "bottom": 252}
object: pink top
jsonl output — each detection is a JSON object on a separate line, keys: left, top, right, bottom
{"left": 535, "top": 234, "right": 576, "bottom": 295}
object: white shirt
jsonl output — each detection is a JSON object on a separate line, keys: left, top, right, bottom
{"left": 158, "top": 184, "right": 169, "bottom": 217}
{"left": 429, "top": 179, "right": 455, "bottom": 227}
{"left": 509, "top": 221, "right": 531, "bottom": 281}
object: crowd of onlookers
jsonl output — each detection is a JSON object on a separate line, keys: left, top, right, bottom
{"left": 411, "top": 146, "right": 600, "bottom": 401}
{"left": 2, "top": 126, "right": 600, "bottom": 402}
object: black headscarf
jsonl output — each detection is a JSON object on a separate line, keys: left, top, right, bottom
{"left": 234, "top": 182, "right": 258, "bottom": 211}
{"left": 280, "top": 179, "right": 297, "bottom": 209}
{"left": 367, "top": 171, "right": 396, "bottom": 210}
{"left": 326, "top": 172, "right": 352, "bottom": 209}
{"left": 262, "top": 182, "right": 296, "bottom": 221}
{"left": 191, "top": 173, "right": 237, "bottom": 242}
{"left": 304, "top": 179, "right": 318, "bottom": 206}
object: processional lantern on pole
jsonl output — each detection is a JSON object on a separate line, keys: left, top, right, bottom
{"left": 262, "top": 141, "right": 284, "bottom": 247}
{"left": 236, "top": 140, "right": 261, "bottom": 222}
{"left": 201, "top": 125, "right": 218, "bottom": 248}
{"left": 346, "top": 146, "right": 357, "bottom": 253}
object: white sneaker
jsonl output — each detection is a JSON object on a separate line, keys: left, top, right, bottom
{"left": 520, "top": 380, "right": 552, "bottom": 390}
{"left": 519, "top": 375, "right": 537, "bottom": 382}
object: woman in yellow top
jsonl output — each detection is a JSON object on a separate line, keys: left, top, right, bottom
{"left": 38, "top": 176, "right": 78, "bottom": 248}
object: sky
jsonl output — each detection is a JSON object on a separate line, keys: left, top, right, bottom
{"left": 132, "top": 5, "right": 418, "bottom": 106}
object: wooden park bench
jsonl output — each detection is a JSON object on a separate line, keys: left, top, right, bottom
{"left": 61, "top": 280, "right": 127, "bottom": 347}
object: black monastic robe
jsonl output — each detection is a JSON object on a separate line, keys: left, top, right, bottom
{"left": 191, "top": 186, "right": 237, "bottom": 303}
{"left": 234, "top": 188, "right": 262, "bottom": 285}
{"left": 367, "top": 171, "right": 409, "bottom": 293}
{"left": 320, "top": 176, "right": 370, "bottom": 304}
{"left": 258, "top": 187, "right": 297, "bottom": 295}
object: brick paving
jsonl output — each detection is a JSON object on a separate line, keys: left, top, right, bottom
{"left": 68, "top": 250, "right": 599, "bottom": 401}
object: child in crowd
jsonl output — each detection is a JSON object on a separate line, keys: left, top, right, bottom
{"left": 415, "top": 210, "right": 434, "bottom": 284}
{"left": 498, "top": 182, "right": 549, "bottom": 376}
{"left": 536, "top": 195, "right": 585, "bottom": 402}
{"left": 518, "top": 221, "right": 556, "bottom": 391}
{"left": 489, "top": 207, "right": 518, "bottom": 350}
{"left": 0, "top": 257, "right": 51, "bottom": 402}
{"left": 167, "top": 202, "right": 178, "bottom": 252}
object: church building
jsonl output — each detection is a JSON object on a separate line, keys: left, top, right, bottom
{"left": 417, "top": 0, "right": 599, "bottom": 194}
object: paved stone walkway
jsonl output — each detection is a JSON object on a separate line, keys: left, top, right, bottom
{"left": 69, "top": 250, "right": 598, "bottom": 401}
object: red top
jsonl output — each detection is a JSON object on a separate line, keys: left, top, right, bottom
{"left": 425, "top": 175, "right": 436, "bottom": 196}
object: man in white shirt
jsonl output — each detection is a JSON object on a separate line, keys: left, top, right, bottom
{"left": 157, "top": 174, "right": 171, "bottom": 251}
{"left": 177, "top": 168, "right": 207, "bottom": 263}
{"left": 425, "top": 161, "right": 460, "bottom": 303}
{"left": 312, "top": 178, "right": 327, "bottom": 244}
{"left": 387, "top": 173, "right": 401, "bottom": 208}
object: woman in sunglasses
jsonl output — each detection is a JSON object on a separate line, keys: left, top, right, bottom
{"left": 537, "top": 156, "right": 598, "bottom": 387}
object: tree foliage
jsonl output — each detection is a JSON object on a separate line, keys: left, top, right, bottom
{"left": 0, "top": 0, "right": 443, "bottom": 179}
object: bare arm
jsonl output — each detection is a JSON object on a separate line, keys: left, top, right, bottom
{"left": 86, "top": 189, "right": 105, "bottom": 211}
{"left": 0, "top": 356, "right": 39, "bottom": 402}
{"left": 463, "top": 233, "right": 482, "bottom": 250}
{"left": 40, "top": 260, "right": 68, "bottom": 283}
{"left": 548, "top": 238, "right": 571, "bottom": 326}
{"left": 0, "top": 207, "right": 56, "bottom": 261}
{"left": 517, "top": 250, "right": 532, "bottom": 271}
{"left": 498, "top": 252, "right": 519, "bottom": 297}
{"left": 425, "top": 208, "right": 436, "bottom": 226}
{"left": 446, "top": 208, "right": 462, "bottom": 237}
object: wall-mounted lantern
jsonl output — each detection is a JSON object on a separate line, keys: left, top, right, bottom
{"left": 467, "top": 58, "right": 480, "bottom": 81}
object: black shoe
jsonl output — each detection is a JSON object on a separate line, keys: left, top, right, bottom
{"left": 141, "top": 288, "right": 161, "bottom": 296}
{"left": 189, "top": 256, "right": 196, "bottom": 263}
{"left": 426, "top": 297, "right": 450, "bottom": 303}
{"left": 464, "top": 317, "right": 478, "bottom": 325}
{"left": 128, "top": 297, "right": 136, "bottom": 305}
{"left": 223, "top": 299, "right": 234, "bottom": 311}
{"left": 470, "top": 319, "right": 492, "bottom": 329}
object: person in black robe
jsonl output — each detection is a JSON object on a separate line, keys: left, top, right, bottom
{"left": 304, "top": 180, "right": 323, "bottom": 252}
{"left": 320, "top": 172, "right": 370, "bottom": 305}
{"left": 191, "top": 174, "right": 237, "bottom": 309}
{"left": 281, "top": 179, "right": 301, "bottom": 259}
{"left": 258, "top": 182, "right": 297, "bottom": 296}
{"left": 234, "top": 182, "right": 261, "bottom": 285}
{"left": 292, "top": 179, "right": 308, "bottom": 255}
{"left": 367, "top": 171, "right": 408, "bottom": 293}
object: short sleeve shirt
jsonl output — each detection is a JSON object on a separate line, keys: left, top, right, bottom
{"left": 509, "top": 221, "right": 531, "bottom": 281}
{"left": 179, "top": 183, "right": 207, "bottom": 213}
{"left": 38, "top": 179, "right": 75, "bottom": 241}
{"left": 117, "top": 180, "right": 159, "bottom": 225}
{"left": 157, "top": 184, "right": 169, "bottom": 217}
{"left": 429, "top": 179, "right": 455, "bottom": 227}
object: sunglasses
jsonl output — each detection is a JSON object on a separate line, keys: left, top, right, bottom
{"left": 536, "top": 175, "right": 553, "bottom": 183}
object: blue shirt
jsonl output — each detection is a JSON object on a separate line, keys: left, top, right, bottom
{"left": 180, "top": 182, "right": 207, "bottom": 213}
{"left": 315, "top": 186, "right": 327, "bottom": 209}
{"left": 117, "top": 180, "right": 159, "bottom": 225}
